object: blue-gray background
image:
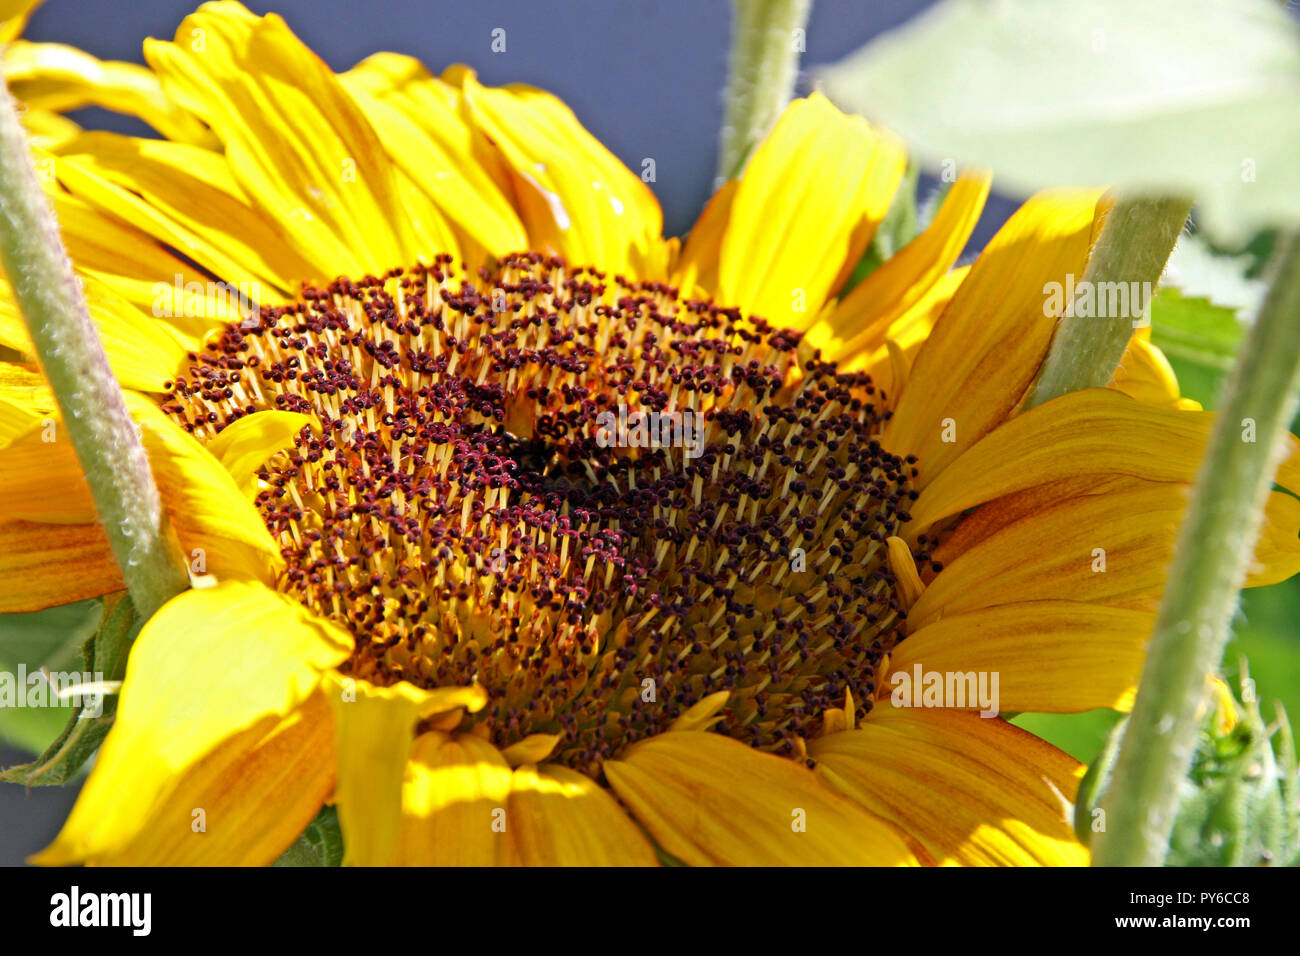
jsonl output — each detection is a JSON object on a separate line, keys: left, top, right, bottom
{"left": 2, "top": 0, "right": 1022, "bottom": 865}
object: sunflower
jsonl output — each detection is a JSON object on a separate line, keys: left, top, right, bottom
{"left": 3, "top": 0, "right": 1299, "bottom": 867}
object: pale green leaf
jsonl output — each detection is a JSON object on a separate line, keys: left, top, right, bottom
{"left": 818, "top": 0, "right": 1300, "bottom": 242}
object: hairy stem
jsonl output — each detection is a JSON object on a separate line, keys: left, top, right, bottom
{"left": 1026, "top": 194, "right": 1193, "bottom": 409}
{"left": 1093, "top": 232, "right": 1300, "bottom": 866}
{"left": 716, "top": 0, "right": 812, "bottom": 185}
{"left": 0, "top": 81, "right": 189, "bottom": 619}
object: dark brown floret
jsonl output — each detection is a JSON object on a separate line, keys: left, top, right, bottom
{"left": 165, "top": 253, "right": 914, "bottom": 775}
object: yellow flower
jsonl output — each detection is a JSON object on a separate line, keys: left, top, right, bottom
{"left": 3, "top": 0, "right": 1300, "bottom": 866}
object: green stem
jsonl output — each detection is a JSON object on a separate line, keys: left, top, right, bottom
{"left": 716, "top": 0, "right": 812, "bottom": 185}
{"left": 1093, "top": 232, "right": 1300, "bottom": 866}
{"left": 0, "top": 81, "right": 189, "bottom": 620}
{"left": 1025, "top": 194, "right": 1193, "bottom": 409}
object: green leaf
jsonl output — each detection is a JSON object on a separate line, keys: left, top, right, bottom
{"left": 1075, "top": 665, "right": 1300, "bottom": 866}
{"left": 274, "top": 806, "right": 344, "bottom": 867}
{"left": 1166, "top": 232, "right": 1269, "bottom": 320}
{"left": 1150, "top": 288, "right": 1246, "bottom": 400}
{"left": 818, "top": 0, "right": 1300, "bottom": 243}
{"left": 0, "top": 594, "right": 138, "bottom": 786}
{"left": 1073, "top": 715, "right": 1127, "bottom": 845}
{"left": 0, "top": 600, "right": 100, "bottom": 756}
{"left": 1011, "top": 708, "right": 1123, "bottom": 763}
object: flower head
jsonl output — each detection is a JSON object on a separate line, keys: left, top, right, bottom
{"left": 3, "top": 1, "right": 1300, "bottom": 866}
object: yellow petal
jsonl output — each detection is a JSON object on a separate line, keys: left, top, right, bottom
{"left": 505, "top": 763, "right": 658, "bottom": 866}
{"left": 53, "top": 132, "right": 318, "bottom": 298}
{"left": 0, "top": 518, "right": 121, "bottom": 612}
{"left": 913, "top": 481, "right": 1187, "bottom": 628}
{"left": 0, "top": 0, "right": 42, "bottom": 44}
{"left": 837, "top": 265, "right": 969, "bottom": 399}
{"left": 884, "top": 188, "right": 1107, "bottom": 487}
{"left": 3, "top": 39, "right": 215, "bottom": 145}
{"left": 907, "top": 389, "right": 1213, "bottom": 538}
{"left": 888, "top": 601, "right": 1150, "bottom": 713}
{"left": 34, "top": 581, "right": 351, "bottom": 864}
{"left": 93, "top": 691, "right": 335, "bottom": 866}
{"left": 145, "top": 7, "right": 450, "bottom": 276}
{"left": 0, "top": 362, "right": 53, "bottom": 448}
{"left": 603, "top": 731, "right": 918, "bottom": 865}
{"left": 339, "top": 58, "right": 528, "bottom": 259}
{"left": 811, "top": 709, "right": 1087, "bottom": 865}
{"left": 393, "top": 733, "right": 659, "bottom": 865}
{"left": 809, "top": 170, "right": 991, "bottom": 360}
{"left": 205, "top": 410, "right": 313, "bottom": 497}
{"left": 666, "top": 689, "right": 731, "bottom": 733}
{"left": 127, "top": 394, "right": 284, "bottom": 584}
{"left": 0, "top": 270, "right": 191, "bottom": 392}
{"left": 499, "top": 733, "right": 561, "bottom": 767}
{"left": 674, "top": 179, "right": 737, "bottom": 297}
{"left": 456, "top": 68, "right": 664, "bottom": 277}
{"left": 717, "top": 94, "right": 906, "bottom": 329}
{"left": 885, "top": 535, "right": 925, "bottom": 608}
{"left": 330, "top": 676, "right": 487, "bottom": 865}
{"left": 20, "top": 106, "right": 80, "bottom": 151}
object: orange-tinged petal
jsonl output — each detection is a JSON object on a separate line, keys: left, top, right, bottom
{"left": 918, "top": 477, "right": 1300, "bottom": 628}
{"left": 0, "top": 396, "right": 281, "bottom": 582}
{"left": 887, "top": 601, "right": 1150, "bottom": 713}
{"left": 1249, "top": 489, "right": 1300, "bottom": 587}
{"left": 913, "top": 481, "right": 1187, "bottom": 628}
{"left": 717, "top": 94, "right": 906, "bottom": 329}
{"left": 392, "top": 732, "right": 658, "bottom": 866}
{"left": 906, "top": 389, "right": 1213, "bottom": 538}
{"left": 603, "top": 730, "right": 918, "bottom": 865}
{"left": 0, "top": 362, "right": 52, "bottom": 448}
{"left": 885, "top": 188, "right": 1107, "bottom": 487}
{"left": 812, "top": 709, "right": 1087, "bottom": 866}
{"left": 392, "top": 730, "right": 511, "bottom": 866}
{"left": 92, "top": 692, "right": 334, "bottom": 866}
{"left": 674, "top": 179, "right": 737, "bottom": 297}
{"left": 330, "top": 676, "right": 487, "bottom": 866}
{"left": 1110, "top": 325, "right": 1200, "bottom": 410}
{"left": 505, "top": 763, "right": 658, "bottom": 866}
{"left": 0, "top": 518, "right": 121, "bottom": 612}
{"left": 33, "top": 581, "right": 351, "bottom": 864}
{"left": 809, "top": 170, "right": 990, "bottom": 360}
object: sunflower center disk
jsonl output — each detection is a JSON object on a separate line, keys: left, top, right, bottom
{"left": 164, "top": 252, "right": 923, "bottom": 774}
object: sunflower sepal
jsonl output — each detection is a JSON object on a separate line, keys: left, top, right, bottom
{"left": 1164, "top": 672, "right": 1300, "bottom": 867}
{"left": 0, "top": 591, "right": 137, "bottom": 786}
{"left": 1078, "top": 670, "right": 1300, "bottom": 866}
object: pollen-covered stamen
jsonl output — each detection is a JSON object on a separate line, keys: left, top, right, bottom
{"left": 163, "top": 253, "right": 921, "bottom": 775}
